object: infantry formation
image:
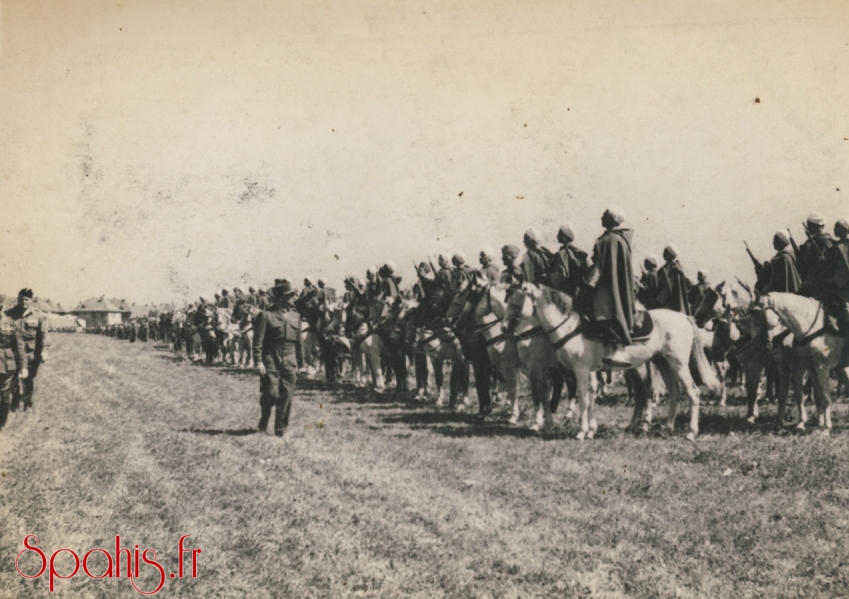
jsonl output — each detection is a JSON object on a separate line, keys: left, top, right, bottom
{"left": 9, "top": 207, "right": 849, "bottom": 440}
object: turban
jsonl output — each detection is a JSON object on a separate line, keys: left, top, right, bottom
{"left": 663, "top": 244, "right": 679, "bottom": 259}
{"left": 439, "top": 252, "right": 451, "bottom": 263}
{"left": 384, "top": 261, "right": 396, "bottom": 274}
{"left": 558, "top": 223, "right": 575, "bottom": 242}
{"left": 807, "top": 211, "right": 826, "bottom": 226}
{"left": 774, "top": 231, "right": 790, "bottom": 247}
{"left": 271, "top": 278, "right": 296, "bottom": 296}
{"left": 644, "top": 255, "right": 658, "bottom": 268}
{"left": 366, "top": 266, "right": 377, "bottom": 275}
{"left": 698, "top": 270, "right": 710, "bottom": 281}
{"left": 199, "top": 294, "right": 211, "bottom": 303}
{"left": 418, "top": 262, "right": 432, "bottom": 274}
{"left": 233, "top": 286, "right": 244, "bottom": 293}
{"left": 604, "top": 206, "right": 625, "bottom": 225}
{"left": 221, "top": 288, "right": 230, "bottom": 295}
{"left": 452, "top": 252, "right": 466, "bottom": 266}
{"left": 303, "top": 275, "right": 314, "bottom": 285}
{"left": 317, "top": 278, "right": 325, "bottom": 287}
{"left": 524, "top": 228, "right": 542, "bottom": 243}
{"left": 480, "top": 247, "right": 496, "bottom": 260}
{"left": 18, "top": 288, "right": 34, "bottom": 299}
{"left": 502, "top": 244, "right": 521, "bottom": 259}
{"left": 836, "top": 218, "right": 849, "bottom": 231}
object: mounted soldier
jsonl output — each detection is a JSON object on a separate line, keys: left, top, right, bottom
{"left": 451, "top": 252, "right": 475, "bottom": 290}
{"left": 688, "top": 271, "right": 711, "bottom": 315}
{"left": 655, "top": 244, "right": 693, "bottom": 315}
{"left": 521, "top": 228, "right": 554, "bottom": 286}
{"left": 500, "top": 245, "right": 524, "bottom": 286}
{"left": 637, "top": 255, "right": 660, "bottom": 310}
{"left": 380, "top": 262, "right": 402, "bottom": 300}
{"left": 585, "top": 207, "right": 636, "bottom": 362}
{"left": 550, "top": 223, "right": 592, "bottom": 315}
{"left": 478, "top": 248, "right": 500, "bottom": 284}
{"left": 765, "top": 231, "right": 802, "bottom": 294}
{"left": 798, "top": 211, "right": 835, "bottom": 299}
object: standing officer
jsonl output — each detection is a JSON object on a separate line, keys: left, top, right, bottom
{"left": 253, "top": 278, "right": 303, "bottom": 437}
{"left": 6, "top": 289, "right": 48, "bottom": 412}
{"left": 0, "top": 303, "right": 27, "bottom": 429}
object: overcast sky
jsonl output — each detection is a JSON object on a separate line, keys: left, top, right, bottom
{"left": 2, "top": 0, "right": 848, "bottom": 307}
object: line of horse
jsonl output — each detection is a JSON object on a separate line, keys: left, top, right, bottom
{"left": 168, "top": 280, "right": 846, "bottom": 441}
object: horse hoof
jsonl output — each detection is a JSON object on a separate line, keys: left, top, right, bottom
{"left": 575, "top": 431, "right": 586, "bottom": 441}
{"left": 586, "top": 430, "right": 595, "bottom": 440}
{"left": 795, "top": 422, "right": 806, "bottom": 431}
{"left": 508, "top": 416, "right": 519, "bottom": 425}
{"left": 746, "top": 416, "right": 756, "bottom": 425}
{"left": 564, "top": 409, "right": 575, "bottom": 420}
{"left": 685, "top": 432, "right": 696, "bottom": 442}
{"left": 529, "top": 423, "right": 541, "bottom": 432}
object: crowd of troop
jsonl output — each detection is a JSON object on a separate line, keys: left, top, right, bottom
{"left": 69, "top": 208, "right": 849, "bottom": 437}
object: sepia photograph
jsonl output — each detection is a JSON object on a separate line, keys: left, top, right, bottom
{"left": 2, "top": 0, "right": 849, "bottom": 596}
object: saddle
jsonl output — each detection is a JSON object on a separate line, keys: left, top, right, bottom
{"left": 580, "top": 311, "right": 653, "bottom": 345}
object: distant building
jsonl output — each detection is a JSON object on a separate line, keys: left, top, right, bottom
{"left": 72, "top": 297, "right": 126, "bottom": 327}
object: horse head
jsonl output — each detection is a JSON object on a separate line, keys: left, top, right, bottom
{"left": 693, "top": 281, "right": 726, "bottom": 328}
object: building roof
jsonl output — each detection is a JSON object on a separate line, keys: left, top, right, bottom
{"left": 73, "top": 296, "right": 123, "bottom": 313}
{"left": 109, "top": 298, "right": 133, "bottom": 313}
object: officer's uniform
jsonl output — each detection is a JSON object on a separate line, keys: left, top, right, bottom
{"left": 253, "top": 280, "right": 303, "bottom": 436}
{"left": 0, "top": 310, "right": 26, "bottom": 428}
{"left": 6, "top": 301, "right": 48, "bottom": 411}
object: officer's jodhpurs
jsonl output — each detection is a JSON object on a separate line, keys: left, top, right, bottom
{"left": 259, "top": 345, "right": 298, "bottom": 434}
{"left": 11, "top": 359, "right": 39, "bottom": 412}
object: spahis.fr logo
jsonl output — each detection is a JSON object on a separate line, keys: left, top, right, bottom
{"left": 16, "top": 534, "right": 201, "bottom": 595}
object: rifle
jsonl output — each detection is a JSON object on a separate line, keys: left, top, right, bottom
{"left": 787, "top": 229, "right": 800, "bottom": 259}
{"left": 744, "top": 241, "right": 764, "bottom": 277}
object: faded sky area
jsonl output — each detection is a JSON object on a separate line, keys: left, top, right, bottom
{"left": 1, "top": 0, "right": 848, "bottom": 306}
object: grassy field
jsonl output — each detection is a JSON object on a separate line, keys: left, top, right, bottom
{"left": 2, "top": 335, "right": 849, "bottom": 598}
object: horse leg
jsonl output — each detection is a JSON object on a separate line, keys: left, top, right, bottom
{"left": 813, "top": 364, "right": 832, "bottom": 434}
{"left": 528, "top": 366, "right": 551, "bottom": 431}
{"left": 574, "top": 367, "right": 591, "bottom": 441}
{"left": 625, "top": 367, "right": 648, "bottom": 434}
{"left": 716, "top": 360, "right": 728, "bottom": 408}
{"left": 654, "top": 358, "right": 679, "bottom": 434}
{"left": 587, "top": 371, "right": 599, "bottom": 440}
{"left": 433, "top": 357, "right": 445, "bottom": 406}
{"left": 549, "top": 368, "right": 564, "bottom": 415}
{"left": 562, "top": 368, "right": 577, "bottom": 419}
{"left": 744, "top": 356, "right": 764, "bottom": 424}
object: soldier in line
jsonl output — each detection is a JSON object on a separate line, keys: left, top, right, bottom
{"left": 6, "top": 289, "right": 49, "bottom": 412}
{"left": 655, "top": 244, "right": 693, "bottom": 315}
{"left": 0, "top": 300, "right": 27, "bottom": 430}
{"left": 688, "top": 271, "right": 711, "bottom": 315}
{"left": 194, "top": 296, "right": 218, "bottom": 364}
{"left": 253, "top": 278, "right": 303, "bottom": 437}
{"left": 521, "top": 228, "right": 553, "bottom": 287}
{"left": 551, "top": 223, "right": 592, "bottom": 300}
{"left": 797, "top": 211, "right": 835, "bottom": 299}
{"left": 637, "top": 256, "right": 660, "bottom": 310}
{"left": 585, "top": 207, "right": 636, "bottom": 366}
{"left": 500, "top": 245, "right": 524, "bottom": 285}
{"left": 764, "top": 231, "right": 802, "bottom": 294}
{"left": 478, "top": 248, "right": 500, "bottom": 284}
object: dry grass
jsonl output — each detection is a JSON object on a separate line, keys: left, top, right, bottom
{"left": 2, "top": 335, "right": 849, "bottom": 598}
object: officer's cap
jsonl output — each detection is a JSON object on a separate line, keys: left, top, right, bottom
{"left": 271, "top": 278, "right": 297, "bottom": 296}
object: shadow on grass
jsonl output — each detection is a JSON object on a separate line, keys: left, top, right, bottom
{"left": 179, "top": 427, "right": 259, "bottom": 436}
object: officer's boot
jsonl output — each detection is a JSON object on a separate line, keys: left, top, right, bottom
{"left": 0, "top": 399, "right": 9, "bottom": 430}
{"left": 258, "top": 397, "right": 272, "bottom": 433}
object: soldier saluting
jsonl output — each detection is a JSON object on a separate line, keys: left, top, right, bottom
{"left": 253, "top": 278, "right": 303, "bottom": 437}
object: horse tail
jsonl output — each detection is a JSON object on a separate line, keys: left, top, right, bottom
{"left": 688, "top": 317, "right": 722, "bottom": 394}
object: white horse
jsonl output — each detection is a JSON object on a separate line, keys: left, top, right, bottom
{"left": 757, "top": 292, "right": 844, "bottom": 433}
{"left": 458, "top": 284, "right": 573, "bottom": 429}
{"left": 511, "top": 284, "right": 720, "bottom": 440}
